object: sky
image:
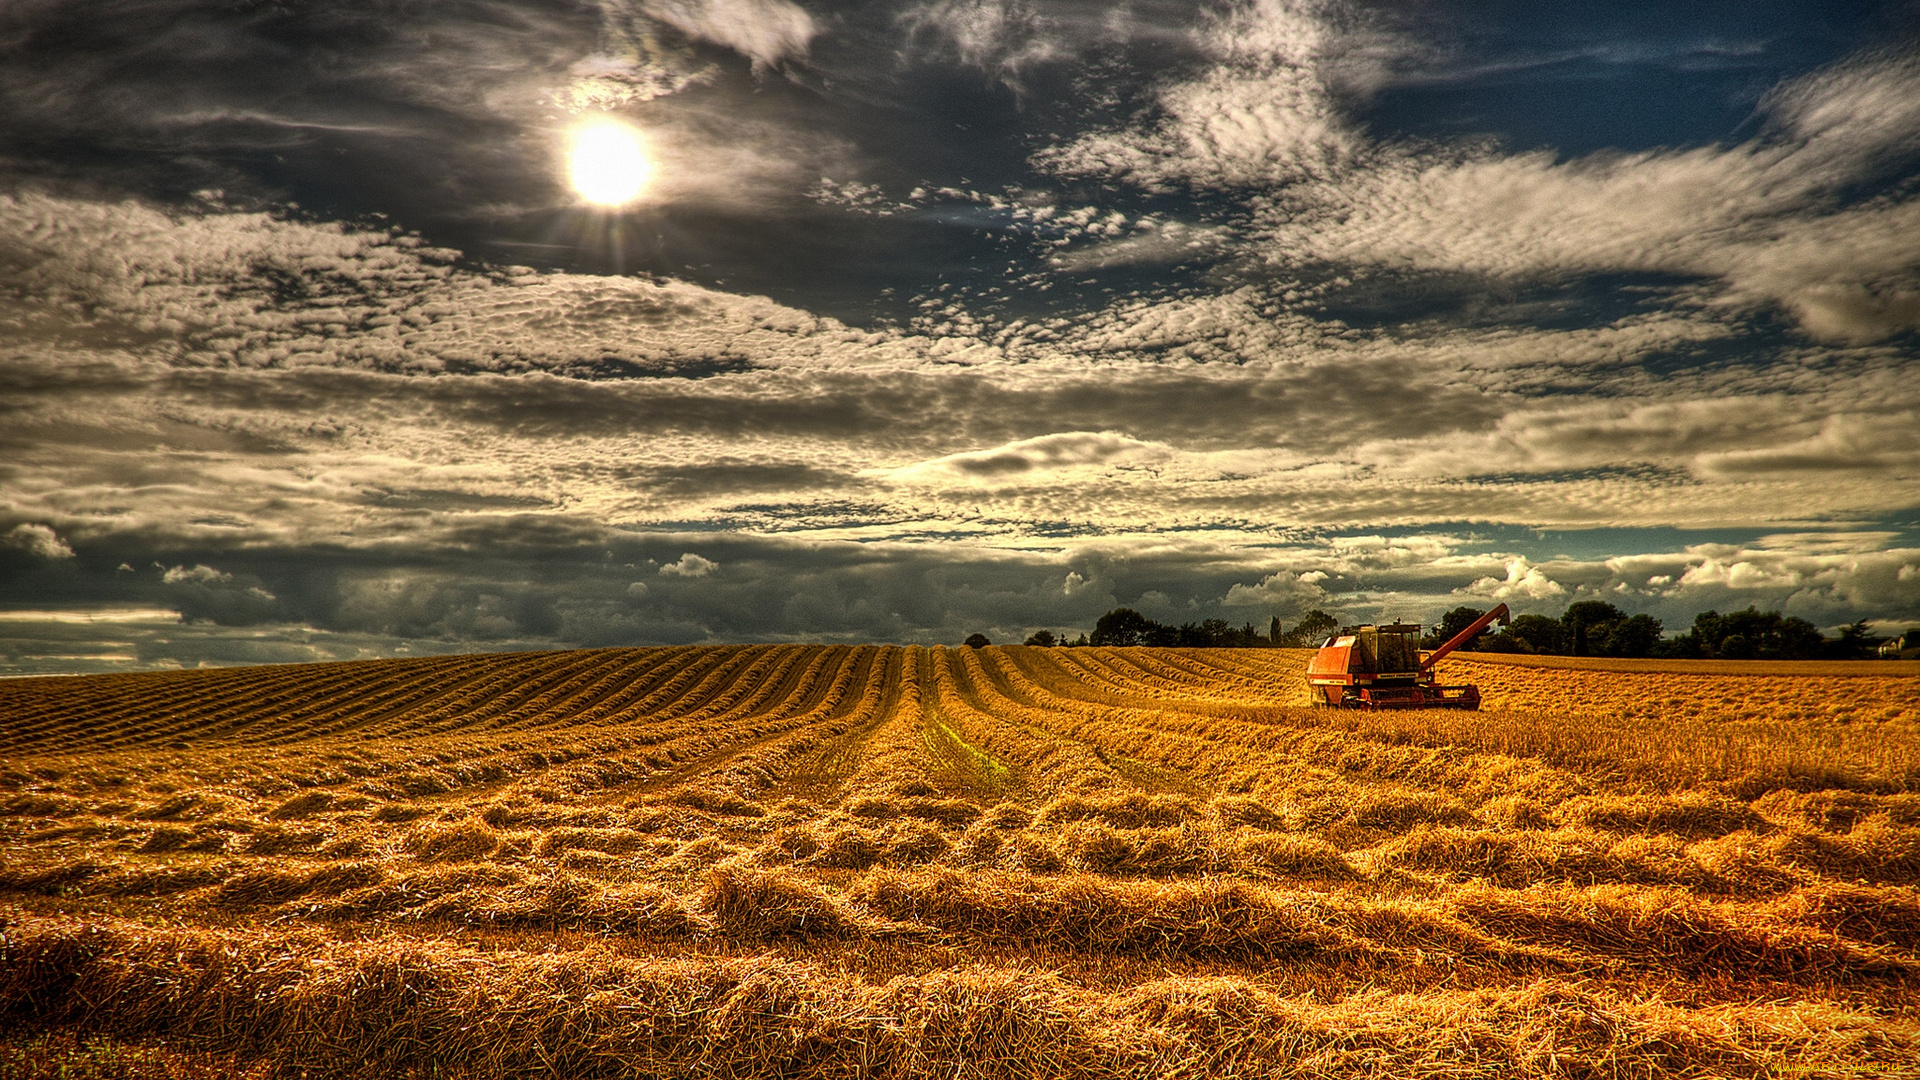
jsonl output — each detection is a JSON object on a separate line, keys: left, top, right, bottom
{"left": 2, "top": 0, "right": 1918, "bottom": 674}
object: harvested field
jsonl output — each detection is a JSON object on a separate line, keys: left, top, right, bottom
{"left": 1448, "top": 652, "right": 1920, "bottom": 677}
{"left": 3, "top": 644, "right": 1919, "bottom": 1079}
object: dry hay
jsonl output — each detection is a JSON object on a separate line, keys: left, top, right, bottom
{"left": 3, "top": 643, "right": 1919, "bottom": 1078}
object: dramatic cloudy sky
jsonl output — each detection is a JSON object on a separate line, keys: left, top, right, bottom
{"left": 3, "top": 0, "right": 1918, "bottom": 673}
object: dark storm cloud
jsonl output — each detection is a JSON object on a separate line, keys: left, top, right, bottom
{"left": 9, "top": 505, "right": 1915, "bottom": 672}
{"left": 0, "top": 516, "right": 1120, "bottom": 655}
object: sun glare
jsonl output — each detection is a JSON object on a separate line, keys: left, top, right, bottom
{"left": 567, "top": 118, "right": 650, "bottom": 207}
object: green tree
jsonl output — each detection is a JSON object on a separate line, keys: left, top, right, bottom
{"left": 1562, "top": 601, "right": 1627, "bottom": 656}
{"left": 1503, "top": 613, "right": 1566, "bottom": 654}
{"left": 1688, "top": 607, "right": 1824, "bottom": 660}
{"left": 1090, "top": 608, "right": 1157, "bottom": 646}
{"left": 1022, "top": 629, "right": 1057, "bottom": 647}
{"left": 1282, "top": 610, "right": 1340, "bottom": 647}
{"left": 963, "top": 633, "right": 990, "bottom": 648}
{"left": 1592, "top": 613, "right": 1663, "bottom": 658}
{"left": 1825, "top": 620, "right": 1881, "bottom": 660}
{"left": 1422, "top": 606, "right": 1490, "bottom": 651}
{"left": 1649, "top": 632, "right": 1702, "bottom": 659}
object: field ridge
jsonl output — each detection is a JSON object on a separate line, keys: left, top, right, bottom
{"left": 3, "top": 644, "right": 1918, "bottom": 1079}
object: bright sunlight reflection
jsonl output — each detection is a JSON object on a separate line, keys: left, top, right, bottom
{"left": 568, "top": 118, "right": 650, "bottom": 207}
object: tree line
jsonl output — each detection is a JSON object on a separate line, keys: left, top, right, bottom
{"left": 970, "top": 603, "right": 1909, "bottom": 659}
{"left": 987, "top": 609, "right": 1335, "bottom": 649}
{"left": 1430, "top": 602, "right": 1897, "bottom": 660}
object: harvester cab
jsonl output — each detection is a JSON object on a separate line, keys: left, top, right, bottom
{"left": 1304, "top": 604, "right": 1509, "bottom": 710}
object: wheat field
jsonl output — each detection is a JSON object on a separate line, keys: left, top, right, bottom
{"left": 3, "top": 645, "right": 1918, "bottom": 1079}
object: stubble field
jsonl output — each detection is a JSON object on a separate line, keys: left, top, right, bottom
{"left": 2, "top": 645, "right": 1918, "bottom": 1079}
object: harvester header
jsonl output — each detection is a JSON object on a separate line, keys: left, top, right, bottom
{"left": 1304, "top": 604, "right": 1509, "bottom": 710}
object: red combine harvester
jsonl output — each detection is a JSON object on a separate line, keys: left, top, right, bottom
{"left": 1305, "top": 604, "right": 1509, "bottom": 709}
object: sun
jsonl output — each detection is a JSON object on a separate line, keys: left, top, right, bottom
{"left": 567, "top": 117, "right": 650, "bottom": 207}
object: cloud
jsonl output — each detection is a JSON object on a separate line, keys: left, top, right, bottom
{"left": 1354, "top": 368, "right": 1920, "bottom": 500}
{"left": 643, "top": 0, "right": 817, "bottom": 72}
{"left": 1222, "top": 570, "right": 1331, "bottom": 612}
{"left": 0, "top": 188, "right": 935, "bottom": 376}
{"left": 560, "top": 53, "right": 716, "bottom": 113}
{"left": 4, "top": 508, "right": 1915, "bottom": 674}
{"left": 1046, "top": 222, "right": 1227, "bottom": 273}
{"left": 0, "top": 608, "right": 178, "bottom": 624}
{"left": 1037, "top": 2, "right": 1359, "bottom": 191}
{"left": 5, "top": 188, "right": 1905, "bottom": 545}
{"left": 1322, "top": 535, "right": 1464, "bottom": 573}
{"left": 1538, "top": 543, "right": 1920, "bottom": 629}
{"left": 890, "top": 431, "right": 1171, "bottom": 481}
{"left": 1455, "top": 557, "right": 1567, "bottom": 602}
{"left": 1037, "top": 1, "right": 1920, "bottom": 343}
{"left": 1651, "top": 542, "right": 1920, "bottom": 603}
{"left": 1761, "top": 49, "right": 1920, "bottom": 177}
{"left": 3, "top": 523, "right": 74, "bottom": 559}
{"left": 660, "top": 552, "right": 719, "bottom": 577}
{"left": 1694, "top": 412, "right": 1920, "bottom": 476}
{"left": 1, "top": 10, "right": 1916, "bottom": 674}
{"left": 899, "top": 0, "right": 1070, "bottom": 78}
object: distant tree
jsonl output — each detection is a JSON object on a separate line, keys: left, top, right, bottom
{"left": 1282, "top": 610, "right": 1340, "bottom": 647}
{"left": 1779, "top": 615, "right": 1827, "bottom": 658}
{"left": 1562, "top": 601, "right": 1627, "bottom": 656}
{"left": 1091, "top": 608, "right": 1156, "bottom": 646}
{"left": 1592, "top": 613, "right": 1663, "bottom": 658}
{"left": 1475, "top": 633, "right": 1523, "bottom": 653}
{"left": 1825, "top": 620, "right": 1881, "bottom": 660}
{"left": 1649, "top": 633, "right": 1702, "bottom": 659}
{"left": 1197, "top": 618, "right": 1254, "bottom": 647}
{"left": 963, "top": 633, "right": 990, "bottom": 648}
{"left": 1422, "top": 606, "right": 1490, "bottom": 651}
{"left": 1688, "top": 607, "right": 1824, "bottom": 660}
{"left": 1428, "top": 607, "right": 1512, "bottom": 645}
{"left": 1022, "top": 629, "right": 1057, "bottom": 647}
{"left": 1069, "top": 633, "right": 1090, "bottom": 647}
{"left": 1082, "top": 608, "right": 1333, "bottom": 648}
{"left": 1503, "top": 613, "right": 1566, "bottom": 654}
{"left": 1143, "top": 621, "right": 1180, "bottom": 647}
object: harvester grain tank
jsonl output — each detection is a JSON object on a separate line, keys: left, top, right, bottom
{"left": 1305, "top": 604, "right": 1509, "bottom": 709}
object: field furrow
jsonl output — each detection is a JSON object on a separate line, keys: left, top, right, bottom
{"left": 4, "top": 643, "right": 1919, "bottom": 1080}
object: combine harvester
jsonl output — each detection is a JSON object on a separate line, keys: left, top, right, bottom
{"left": 1305, "top": 604, "right": 1509, "bottom": 709}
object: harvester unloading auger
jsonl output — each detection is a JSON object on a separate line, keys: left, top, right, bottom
{"left": 1304, "top": 603, "right": 1509, "bottom": 709}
